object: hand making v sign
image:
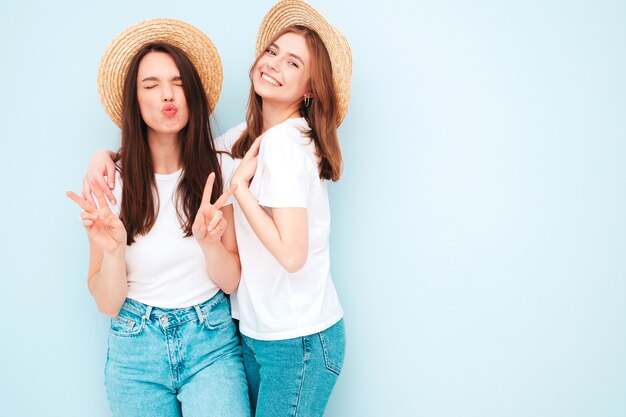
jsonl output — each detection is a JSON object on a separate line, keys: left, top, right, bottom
{"left": 192, "top": 172, "right": 238, "bottom": 246}
{"left": 66, "top": 180, "right": 126, "bottom": 253}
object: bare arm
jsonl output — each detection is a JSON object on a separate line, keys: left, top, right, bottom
{"left": 67, "top": 181, "right": 128, "bottom": 316}
{"left": 87, "top": 239, "right": 128, "bottom": 317}
{"left": 193, "top": 173, "right": 241, "bottom": 293}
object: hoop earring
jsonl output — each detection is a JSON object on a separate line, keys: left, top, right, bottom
{"left": 304, "top": 97, "right": 311, "bottom": 108}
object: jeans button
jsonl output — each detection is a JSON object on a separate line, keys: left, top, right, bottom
{"left": 161, "top": 316, "right": 169, "bottom": 326}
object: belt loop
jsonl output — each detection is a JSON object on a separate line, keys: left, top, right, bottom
{"left": 143, "top": 305, "right": 153, "bottom": 323}
{"left": 194, "top": 305, "right": 205, "bottom": 324}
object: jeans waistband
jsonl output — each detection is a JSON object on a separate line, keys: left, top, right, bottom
{"left": 119, "top": 290, "right": 226, "bottom": 325}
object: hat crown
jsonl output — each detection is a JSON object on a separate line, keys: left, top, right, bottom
{"left": 256, "top": 0, "right": 352, "bottom": 125}
{"left": 97, "top": 18, "right": 222, "bottom": 128}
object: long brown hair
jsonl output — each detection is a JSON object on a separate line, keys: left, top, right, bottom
{"left": 119, "top": 42, "right": 222, "bottom": 244}
{"left": 232, "top": 25, "right": 343, "bottom": 181}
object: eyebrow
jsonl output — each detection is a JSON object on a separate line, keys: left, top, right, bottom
{"left": 140, "top": 76, "right": 182, "bottom": 82}
{"left": 269, "top": 43, "right": 305, "bottom": 66}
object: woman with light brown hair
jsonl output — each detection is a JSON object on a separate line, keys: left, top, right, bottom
{"left": 225, "top": 2, "right": 352, "bottom": 414}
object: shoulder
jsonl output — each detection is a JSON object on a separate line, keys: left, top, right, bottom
{"left": 214, "top": 122, "right": 247, "bottom": 153}
{"left": 260, "top": 119, "right": 317, "bottom": 175}
{"left": 262, "top": 118, "right": 310, "bottom": 149}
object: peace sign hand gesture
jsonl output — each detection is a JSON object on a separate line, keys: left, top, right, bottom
{"left": 192, "top": 172, "right": 237, "bottom": 246}
{"left": 66, "top": 180, "right": 127, "bottom": 254}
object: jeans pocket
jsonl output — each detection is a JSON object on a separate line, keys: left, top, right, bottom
{"left": 202, "top": 294, "right": 235, "bottom": 331}
{"left": 318, "top": 319, "right": 346, "bottom": 375}
{"left": 110, "top": 310, "right": 145, "bottom": 337}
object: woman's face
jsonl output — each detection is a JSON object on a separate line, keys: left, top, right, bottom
{"left": 252, "top": 32, "right": 312, "bottom": 109}
{"left": 136, "top": 51, "right": 189, "bottom": 136}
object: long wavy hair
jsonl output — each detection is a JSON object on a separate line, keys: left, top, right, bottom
{"left": 118, "top": 42, "right": 222, "bottom": 244}
{"left": 231, "top": 25, "right": 343, "bottom": 181}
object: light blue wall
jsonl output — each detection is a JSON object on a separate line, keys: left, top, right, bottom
{"left": 1, "top": 0, "right": 624, "bottom": 416}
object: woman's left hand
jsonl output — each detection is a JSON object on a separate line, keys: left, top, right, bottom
{"left": 193, "top": 173, "right": 237, "bottom": 246}
{"left": 231, "top": 136, "right": 262, "bottom": 188}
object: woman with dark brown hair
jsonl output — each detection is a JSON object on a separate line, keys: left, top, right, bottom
{"left": 66, "top": 19, "right": 250, "bottom": 417}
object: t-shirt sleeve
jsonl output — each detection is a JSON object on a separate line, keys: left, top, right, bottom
{"left": 218, "top": 151, "right": 236, "bottom": 207}
{"left": 257, "top": 129, "right": 313, "bottom": 208}
{"left": 214, "top": 122, "right": 246, "bottom": 207}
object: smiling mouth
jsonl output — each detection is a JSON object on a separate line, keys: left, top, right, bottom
{"left": 261, "top": 72, "right": 282, "bottom": 87}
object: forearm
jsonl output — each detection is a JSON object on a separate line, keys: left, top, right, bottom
{"left": 234, "top": 186, "right": 307, "bottom": 273}
{"left": 88, "top": 242, "right": 128, "bottom": 317}
{"left": 200, "top": 242, "right": 241, "bottom": 294}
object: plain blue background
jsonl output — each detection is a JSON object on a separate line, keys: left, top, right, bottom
{"left": 1, "top": 0, "right": 625, "bottom": 416}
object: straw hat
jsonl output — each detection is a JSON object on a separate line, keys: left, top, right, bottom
{"left": 256, "top": 0, "right": 352, "bottom": 125}
{"left": 97, "top": 18, "right": 222, "bottom": 128}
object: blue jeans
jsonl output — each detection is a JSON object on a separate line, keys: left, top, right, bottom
{"left": 104, "top": 291, "right": 250, "bottom": 417}
{"left": 241, "top": 319, "right": 345, "bottom": 417}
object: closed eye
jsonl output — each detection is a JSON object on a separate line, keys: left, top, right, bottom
{"left": 172, "top": 76, "right": 183, "bottom": 87}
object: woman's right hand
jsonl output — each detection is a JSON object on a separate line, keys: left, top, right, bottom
{"left": 192, "top": 172, "right": 237, "bottom": 246}
{"left": 67, "top": 180, "right": 127, "bottom": 254}
{"left": 82, "top": 150, "right": 117, "bottom": 206}
{"left": 231, "top": 135, "right": 262, "bottom": 189}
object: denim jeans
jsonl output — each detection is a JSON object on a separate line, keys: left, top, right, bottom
{"left": 104, "top": 291, "right": 250, "bottom": 417}
{"left": 241, "top": 319, "right": 345, "bottom": 417}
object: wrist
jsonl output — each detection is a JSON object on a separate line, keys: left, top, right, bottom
{"left": 199, "top": 238, "right": 224, "bottom": 256}
{"left": 104, "top": 244, "right": 126, "bottom": 259}
{"left": 230, "top": 175, "right": 249, "bottom": 190}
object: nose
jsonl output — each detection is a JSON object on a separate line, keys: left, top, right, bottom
{"left": 161, "top": 84, "right": 175, "bottom": 102}
{"left": 266, "top": 57, "right": 280, "bottom": 73}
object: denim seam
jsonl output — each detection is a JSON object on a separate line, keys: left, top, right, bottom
{"left": 202, "top": 297, "right": 234, "bottom": 331}
{"left": 104, "top": 368, "right": 114, "bottom": 415}
{"left": 293, "top": 336, "right": 310, "bottom": 417}
{"left": 120, "top": 292, "right": 225, "bottom": 323}
{"left": 155, "top": 315, "right": 199, "bottom": 329}
{"left": 318, "top": 331, "right": 341, "bottom": 375}
{"left": 109, "top": 316, "right": 146, "bottom": 338}
{"left": 164, "top": 330, "right": 181, "bottom": 388}
{"left": 203, "top": 319, "right": 235, "bottom": 331}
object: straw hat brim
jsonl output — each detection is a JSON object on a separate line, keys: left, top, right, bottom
{"left": 97, "top": 18, "right": 222, "bottom": 128}
{"left": 256, "top": 0, "right": 352, "bottom": 125}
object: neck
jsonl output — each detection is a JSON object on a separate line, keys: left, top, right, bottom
{"left": 261, "top": 100, "right": 302, "bottom": 132}
{"left": 147, "top": 129, "right": 182, "bottom": 174}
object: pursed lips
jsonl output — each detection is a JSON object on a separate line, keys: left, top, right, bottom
{"left": 161, "top": 104, "right": 178, "bottom": 116}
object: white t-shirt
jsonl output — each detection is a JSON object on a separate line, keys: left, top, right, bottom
{"left": 216, "top": 118, "right": 343, "bottom": 341}
{"left": 108, "top": 155, "right": 233, "bottom": 308}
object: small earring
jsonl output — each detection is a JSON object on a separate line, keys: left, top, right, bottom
{"left": 304, "top": 97, "right": 311, "bottom": 108}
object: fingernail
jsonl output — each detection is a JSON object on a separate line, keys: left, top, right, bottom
{"left": 109, "top": 183, "right": 114, "bottom": 189}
